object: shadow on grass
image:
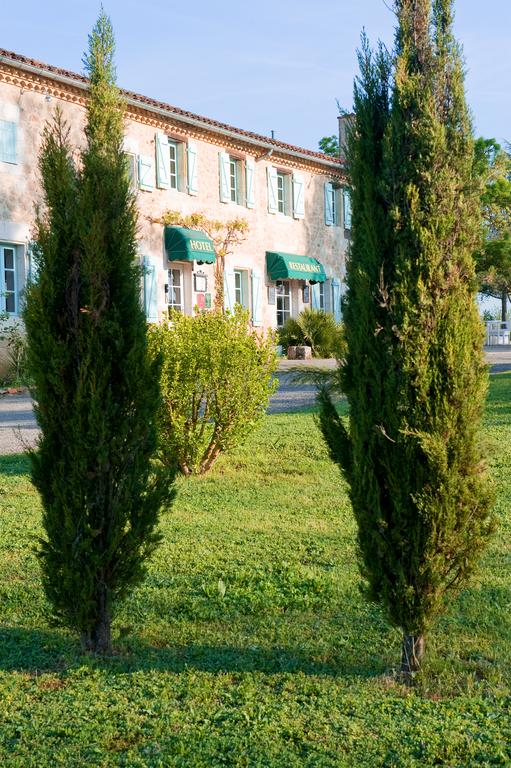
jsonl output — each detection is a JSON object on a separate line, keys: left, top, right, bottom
{"left": 0, "top": 453, "right": 31, "bottom": 477}
{"left": 0, "top": 624, "right": 386, "bottom": 679}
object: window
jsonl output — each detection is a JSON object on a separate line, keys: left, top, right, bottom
{"left": 330, "top": 187, "right": 337, "bottom": 226}
{"left": 267, "top": 166, "right": 292, "bottom": 215}
{"left": 318, "top": 282, "right": 325, "bottom": 311}
{"left": 277, "top": 172, "right": 285, "bottom": 213}
{"left": 166, "top": 268, "right": 183, "bottom": 312}
{"left": 230, "top": 269, "right": 250, "bottom": 310}
{"left": 234, "top": 269, "right": 243, "bottom": 306}
{"left": 277, "top": 172, "right": 290, "bottom": 214}
{"left": 276, "top": 280, "right": 291, "bottom": 327}
{"left": 155, "top": 132, "right": 186, "bottom": 192}
{"left": 1, "top": 245, "right": 17, "bottom": 314}
{"left": 229, "top": 158, "right": 239, "bottom": 203}
{"left": 0, "top": 120, "right": 17, "bottom": 164}
{"left": 125, "top": 152, "right": 138, "bottom": 190}
{"left": 220, "top": 152, "right": 244, "bottom": 205}
{"left": 168, "top": 140, "right": 179, "bottom": 189}
{"left": 325, "top": 182, "right": 341, "bottom": 226}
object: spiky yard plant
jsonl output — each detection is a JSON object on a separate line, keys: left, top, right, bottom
{"left": 319, "top": 0, "right": 494, "bottom": 679}
{"left": 24, "top": 13, "right": 170, "bottom": 653}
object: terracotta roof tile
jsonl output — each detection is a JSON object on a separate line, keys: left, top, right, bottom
{"left": 0, "top": 47, "right": 343, "bottom": 168}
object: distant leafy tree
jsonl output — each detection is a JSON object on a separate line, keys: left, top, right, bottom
{"left": 318, "top": 135, "right": 339, "bottom": 157}
{"left": 149, "top": 307, "right": 277, "bottom": 475}
{"left": 474, "top": 138, "right": 511, "bottom": 320}
{"left": 319, "top": 0, "right": 493, "bottom": 680}
{"left": 24, "top": 12, "right": 170, "bottom": 653}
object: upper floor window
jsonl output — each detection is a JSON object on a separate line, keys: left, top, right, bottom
{"left": 276, "top": 172, "right": 288, "bottom": 214}
{"left": 324, "top": 182, "right": 341, "bottom": 227}
{"left": 155, "top": 133, "right": 186, "bottom": 192}
{"left": 220, "top": 152, "right": 245, "bottom": 205}
{"left": 125, "top": 152, "right": 138, "bottom": 191}
{"left": 168, "top": 140, "right": 179, "bottom": 189}
{"left": 229, "top": 157, "right": 240, "bottom": 202}
{"left": 268, "top": 167, "right": 304, "bottom": 218}
{"left": 0, "top": 120, "right": 17, "bottom": 165}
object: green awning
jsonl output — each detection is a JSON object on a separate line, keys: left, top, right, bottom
{"left": 266, "top": 251, "right": 326, "bottom": 283}
{"left": 164, "top": 226, "right": 216, "bottom": 264}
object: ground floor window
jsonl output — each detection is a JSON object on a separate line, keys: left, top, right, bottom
{"left": 0, "top": 244, "right": 17, "bottom": 314}
{"left": 166, "top": 268, "right": 183, "bottom": 312}
{"left": 318, "top": 282, "right": 325, "bottom": 311}
{"left": 276, "top": 280, "right": 291, "bottom": 326}
{"left": 234, "top": 269, "right": 245, "bottom": 307}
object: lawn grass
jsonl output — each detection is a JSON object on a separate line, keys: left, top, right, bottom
{"left": 0, "top": 375, "right": 510, "bottom": 766}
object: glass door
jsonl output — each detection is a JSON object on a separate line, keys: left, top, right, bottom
{"left": 0, "top": 245, "right": 16, "bottom": 314}
{"left": 276, "top": 280, "right": 291, "bottom": 326}
{"left": 166, "top": 268, "right": 183, "bottom": 312}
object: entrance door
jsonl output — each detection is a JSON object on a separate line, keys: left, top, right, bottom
{"left": 166, "top": 267, "right": 183, "bottom": 312}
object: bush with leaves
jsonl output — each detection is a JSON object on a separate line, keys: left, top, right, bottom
{"left": 0, "top": 316, "right": 30, "bottom": 386}
{"left": 278, "top": 308, "right": 345, "bottom": 358}
{"left": 150, "top": 307, "right": 277, "bottom": 475}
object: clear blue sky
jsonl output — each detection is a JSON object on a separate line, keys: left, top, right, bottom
{"left": 3, "top": 1, "right": 510, "bottom": 151}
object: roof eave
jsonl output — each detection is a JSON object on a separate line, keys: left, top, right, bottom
{"left": 0, "top": 52, "right": 344, "bottom": 173}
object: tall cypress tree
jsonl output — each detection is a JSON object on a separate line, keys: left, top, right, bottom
{"left": 24, "top": 12, "right": 170, "bottom": 653}
{"left": 320, "top": 0, "right": 494, "bottom": 677}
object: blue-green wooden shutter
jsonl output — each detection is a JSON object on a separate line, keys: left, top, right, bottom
{"left": 143, "top": 256, "right": 159, "bottom": 321}
{"left": 343, "top": 189, "right": 352, "bottom": 228}
{"left": 267, "top": 166, "right": 278, "bottom": 214}
{"left": 219, "top": 151, "right": 231, "bottom": 203}
{"left": 138, "top": 155, "right": 154, "bottom": 190}
{"left": 324, "top": 182, "right": 334, "bottom": 225}
{"left": 224, "top": 268, "right": 236, "bottom": 313}
{"left": 0, "top": 120, "right": 17, "bottom": 164}
{"left": 331, "top": 278, "right": 342, "bottom": 322}
{"left": 292, "top": 173, "right": 305, "bottom": 219}
{"left": 187, "top": 142, "right": 198, "bottom": 195}
{"left": 155, "top": 133, "right": 171, "bottom": 189}
{"left": 251, "top": 267, "right": 263, "bottom": 326}
{"left": 245, "top": 157, "right": 256, "bottom": 208}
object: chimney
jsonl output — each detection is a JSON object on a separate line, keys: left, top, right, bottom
{"left": 338, "top": 113, "right": 355, "bottom": 163}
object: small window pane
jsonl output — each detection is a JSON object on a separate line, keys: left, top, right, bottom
{"left": 5, "top": 293, "right": 15, "bottom": 313}
{"left": 169, "top": 142, "right": 178, "bottom": 189}
{"left": 167, "top": 268, "right": 183, "bottom": 311}
{"left": 3, "top": 249, "right": 14, "bottom": 270}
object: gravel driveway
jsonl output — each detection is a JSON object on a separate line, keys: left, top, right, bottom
{"left": 1, "top": 349, "right": 509, "bottom": 456}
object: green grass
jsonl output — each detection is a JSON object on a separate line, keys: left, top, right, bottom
{"left": 0, "top": 375, "right": 510, "bottom": 766}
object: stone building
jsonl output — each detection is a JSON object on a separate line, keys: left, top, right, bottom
{"left": 0, "top": 47, "right": 349, "bottom": 366}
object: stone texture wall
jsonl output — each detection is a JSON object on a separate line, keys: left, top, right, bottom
{"left": 0, "top": 60, "right": 348, "bottom": 373}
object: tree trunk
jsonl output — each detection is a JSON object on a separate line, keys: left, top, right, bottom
{"left": 501, "top": 290, "right": 507, "bottom": 324}
{"left": 81, "top": 587, "right": 112, "bottom": 654}
{"left": 400, "top": 633, "right": 425, "bottom": 681}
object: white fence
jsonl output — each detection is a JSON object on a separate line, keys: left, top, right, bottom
{"left": 485, "top": 321, "right": 511, "bottom": 345}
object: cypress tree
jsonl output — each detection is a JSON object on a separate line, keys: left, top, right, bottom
{"left": 320, "top": 0, "right": 494, "bottom": 677}
{"left": 24, "top": 12, "right": 170, "bottom": 653}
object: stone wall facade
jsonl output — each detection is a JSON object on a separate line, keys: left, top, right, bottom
{"left": 0, "top": 48, "right": 349, "bottom": 373}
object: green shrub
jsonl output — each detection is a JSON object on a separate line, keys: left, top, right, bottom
{"left": 150, "top": 307, "right": 278, "bottom": 475}
{"left": 0, "top": 317, "right": 31, "bottom": 386}
{"left": 278, "top": 308, "right": 345, "bottom": 358}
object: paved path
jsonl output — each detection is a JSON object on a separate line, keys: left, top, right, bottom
{"left": 1, "top": 348, "right": 510, "bottom": 455}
